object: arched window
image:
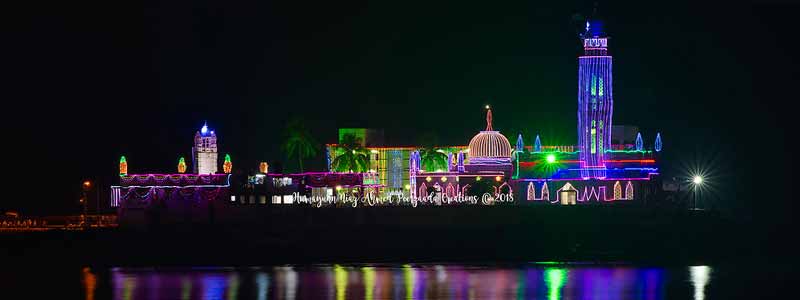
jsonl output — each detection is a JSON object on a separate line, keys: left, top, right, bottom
{"left": 625, "top": 181, "right": 634, "bottom": 200}
{"left": 527, "top": 182, "right": 536, "bottom": 201}
{"left": 418, "top": 182, "right": 428, "bottom": 199}
{"left": 613, "top": 181, "right": 622, "bottom": 200}
{"left": 541, "top": 182, "right": 550, "bottom": 201}
{"left": 445, "top": 183, "right": 456, "bottom": 198}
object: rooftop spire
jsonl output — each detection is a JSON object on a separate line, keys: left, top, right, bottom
{"left": 485, "top": 105, "right": 493, "bottom": 131}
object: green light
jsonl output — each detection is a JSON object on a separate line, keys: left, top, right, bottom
{"left": 363, "top": 267, "right": 375, "bottom": 300}
{"left": 403, "top": 264, "right": 415, "bottom": 300}
{"left": 334, "top": 265, "right": 347, "bottom": 300}
{"left": 544, "top": 268, "right": 567, "bottom": 300}
{"left": 546, "top": 154, "right": 556, "bottom": 164}
{"left": 224, "top": 154, "right": 231, "bottom": 162}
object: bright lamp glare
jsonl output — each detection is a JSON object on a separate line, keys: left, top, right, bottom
{"left": 693, "top": 176, "right": 703, "bottom": 185}
{"left": 546, "top": 154, "right": 556, "bottom": 164}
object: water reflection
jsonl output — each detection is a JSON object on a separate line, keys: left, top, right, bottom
{"left": 545, "top": 268, "right": 566, "bottom": 300}
{"left": 107, "top": 263, "right": 709, "bottom": 299}
{"left": 81, "top": 267, "right": 96, "bottom": 300}
{"left": 690, "top": 266, "right": 712, "bottom": 300}
{"left": 256, "top": 272, "right": 269, "bottom": 300}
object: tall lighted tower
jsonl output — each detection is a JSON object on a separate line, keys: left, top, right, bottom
{"left": 192, "top": 122, "right": 218, "bottom": 174}
{"left": 577, "top": 20, "right": 612, "bottom": 179}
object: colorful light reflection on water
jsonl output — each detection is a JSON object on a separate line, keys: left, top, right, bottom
{"left": 102, "top": 264, "right": 715, "bottom": 300}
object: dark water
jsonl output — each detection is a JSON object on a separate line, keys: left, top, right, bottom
{"left": 47, "top": 263, "right": 791, "bottom": 300}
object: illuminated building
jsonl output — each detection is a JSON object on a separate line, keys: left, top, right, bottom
{"left": 113, "top": 17, "right": 662, "bottom": 212}
{"left": 110, "top": 173, "right": 231, "bottom": 225}
{"left": 513, "top": 18, "right": 660, "bottom": 204}
{"left": 577, "top": 19, "right": 612, "bottom": 179}
{"left": 193, "top": 122, "right": 218, "bottom": 174}
{"left": 409, "top": 108, "right": 511, "bottom": 202}
{"left": 325, "top": 128, "right": 467, "bottom": 197}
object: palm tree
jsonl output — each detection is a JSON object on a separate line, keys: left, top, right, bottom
{"left": 281, "top": 118, "right": 319, "bottom": 173}
{"left": 332, "top": 134, "right": 368, "bottom": 173}
{"left": 419, "top": 147, "right": 448, "bottom": 172}
{"left": 416, "top": 132, "right": 448, "bottom": 172}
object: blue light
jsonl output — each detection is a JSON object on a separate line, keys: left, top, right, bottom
{"left": 654, "top": 133, "right": 662, "bottom": 152}
{"left": 635, "top": 133, "right": 643, "bottom": 151}
{"left": 201, "top": 123, "right": 208, "bottom": 134}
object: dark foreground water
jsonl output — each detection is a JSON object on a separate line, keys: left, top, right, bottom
{"left": 15, "top": 263, "right": 780, "bottom": 299}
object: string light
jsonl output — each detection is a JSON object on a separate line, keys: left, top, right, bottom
{"left": 468, "top": 108, "right": 512, "bottom": 159}
{"left": 578, "top": 33, "right": 613, "bottom": 179}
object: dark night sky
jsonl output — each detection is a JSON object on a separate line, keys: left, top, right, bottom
{"left": 2, "top": 0, "right": 796, "bottom": 224}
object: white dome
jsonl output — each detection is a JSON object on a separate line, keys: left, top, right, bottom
{"left": 469, "top": 131, "right": 512, "bottom": 158}
{"left": 467, "top": 108, "right": 511, "bottom": 159}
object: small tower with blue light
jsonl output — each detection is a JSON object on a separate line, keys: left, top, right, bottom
{"left": 577, "top": 18, "right": 613, "bottom": 179}
{"left": 193, "top": 122, "right": 218, "bottom": 174}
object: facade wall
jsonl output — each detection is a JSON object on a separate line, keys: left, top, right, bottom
{"left": 196, "top": 152, "right": 218, "bottom": 174}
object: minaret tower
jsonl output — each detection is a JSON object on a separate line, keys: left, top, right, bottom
{"left": 577, "top": 18, "right": 612, "bottom": 179}
{"left": 193, "top": 122, "right": 218, "bottom": 174}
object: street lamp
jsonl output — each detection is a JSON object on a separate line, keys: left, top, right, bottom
{"left": 691, "top": 175, "right": 703, "bottom": 210}
{"left": 81, "top": 180, "right": 93, "bottom": 227}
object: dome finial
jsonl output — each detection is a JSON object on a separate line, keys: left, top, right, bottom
{"left": 201, "top": 121, "right": 208, "bottom": 134}
{"left": 485, "top": 105, "right": 493, "bottom": 131}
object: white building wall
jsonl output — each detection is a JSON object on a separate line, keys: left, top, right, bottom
{"left": 197, "top": 152, "right": 218, "bottom": 174}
